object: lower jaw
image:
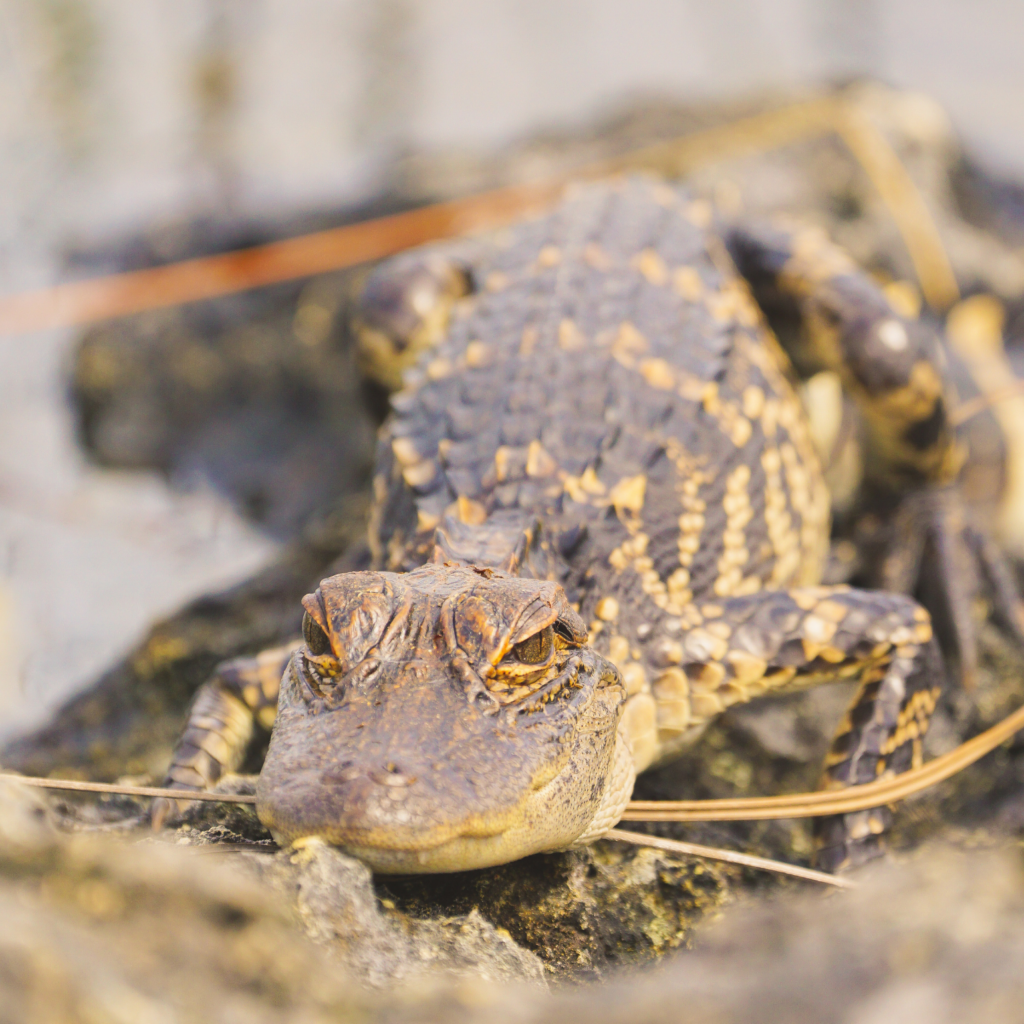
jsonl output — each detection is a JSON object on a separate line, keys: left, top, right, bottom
{"left": 267, "top": 824, "right": 572, "bottom": 874}
{"left": 333, "top": 832, "right": 546, "bottom": 874}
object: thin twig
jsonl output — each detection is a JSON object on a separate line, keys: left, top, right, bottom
{"left": 831, "top": 103, "right": 959, "bottom": 310}
{"left": 0, "top": 181, "right": 564, "bottom": 335}
{"left": 3, "top": 692, "right": 1023, "bottom": 819}
{"left": 2, "top": 775, "right": 256, "bottom": 803}
{"left": 604, "top": 828, "right": 855, "bottom": 889}
{"left": 2, "top": 679, "right": 1016, "bottom": 825}
{"left": 623, "top": 698, "right": 1024, "bottom": 822}
{"left": 0, "top": 93, "right": 957, "bottom": 336}
{"left": 948, "top": 380, "right": 1024, "bottom": 427}
{"left": 0, "top": 773, "right": 850, "bottom": 885}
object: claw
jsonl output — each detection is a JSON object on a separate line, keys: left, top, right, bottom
{"left": 928, "top": 492, "right": 980, "bottom": 690}
{"left": 876, "top": 498, "right": 927, "bottom": 594}
{"left": 150, "top": 797, "right": 172, "bottom": 832}
{"left": 858, "top": 484, "right": 1011, "bottom": 692}
{"left": 149, "top": 791, "right": 196, "bottom": 831}
{"left": 966, "top": 525, "right": 1024, "bottom": 645}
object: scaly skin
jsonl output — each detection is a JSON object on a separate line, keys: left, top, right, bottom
{"left": 158, "top": 177, "right": 1023, "bottom": 873}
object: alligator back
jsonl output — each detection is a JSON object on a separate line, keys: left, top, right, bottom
{"left": 369, "top": 177, "right": 830, "bottom": 766}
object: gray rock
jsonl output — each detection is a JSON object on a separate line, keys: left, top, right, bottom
{"left": 0, "top": 777, "right": 368, "bottom": 1024}
{"left": 247, "top": 837, "right": 546, "bottom": 988}
{"left": 162, "top": 774, "right": 727, "bottom": 982}
{"left": 500, "top": 844, "right": 1024, "bottom": 1024}
{"left": 8, "top": 774, "right": 1024, "bottom": 1023}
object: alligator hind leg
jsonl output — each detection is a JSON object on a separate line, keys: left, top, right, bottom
{"left": 151, "top": 642, "right": 298, "bottom": 828}
{"left": 661, "top": 585, "right": 940, "bottom": 872}
{"left": 726, "top": 221, "right": 1024, "bottom": 687}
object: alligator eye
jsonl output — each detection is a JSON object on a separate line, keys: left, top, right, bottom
{"left": 511, "top": 625, "right": 554, "bottom": 665}
{"left": 302, "top": 612, "right": 332, "bottom": 657}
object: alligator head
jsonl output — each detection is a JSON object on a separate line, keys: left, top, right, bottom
{"left": 256, "top": 551, "right": 631, "bottom": 873}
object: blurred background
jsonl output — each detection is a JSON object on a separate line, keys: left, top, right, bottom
{"left": 3, "top": 0, "right": 1024, "bottom": 736}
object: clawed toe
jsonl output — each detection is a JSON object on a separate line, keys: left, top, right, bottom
{"left": 856, "top": 484, "right": 1022, "bottom": 689}
{"left": 150, "top": 791, "right": 197, "bottom": 831}
{"left": 965, "top": 524, "right": 1024, "bottom": 645}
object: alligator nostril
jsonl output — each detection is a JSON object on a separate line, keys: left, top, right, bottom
{"left": 369, "top": 764, "right": 416, "bottom": 787}
{"left": 324, "top": 761, "right": 417, "bottom": 787}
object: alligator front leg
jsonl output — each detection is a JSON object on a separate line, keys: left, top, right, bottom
{"left": 727, "top": 220, "right": 1024, "bottom": 686}
{"left": 151, "top": 642, "right": 297, "bottom": 828}
{"left": 655, "top": 585, "right": 940, "bottom": 872}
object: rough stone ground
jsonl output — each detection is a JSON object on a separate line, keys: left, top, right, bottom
{"left": 6, "top": 83, "right": 1024, "bottom": 1008}
{"left": 6, "top": 775, "right": 1024, "bottom": 1023}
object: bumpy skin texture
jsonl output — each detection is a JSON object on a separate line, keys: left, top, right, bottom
{"left": 161, "top": 177, "right": 1014, "bottom": 874}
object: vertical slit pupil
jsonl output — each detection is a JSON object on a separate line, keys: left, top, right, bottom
{"left": 513, "top": 625, "right": 554, "bottom": 664}
{"left": 303, "top": 613, "right": 332, "bottom": 656}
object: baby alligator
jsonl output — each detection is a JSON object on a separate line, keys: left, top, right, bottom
{"left": 155, "top": 177, "right": 1023, "bottom": 874}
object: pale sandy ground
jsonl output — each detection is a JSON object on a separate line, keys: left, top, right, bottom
{"left": 0, "top": 322, "right": 275, "bottom": 735}
{"left": 3, "top": 0, "right": 1024, "bottom": 734}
